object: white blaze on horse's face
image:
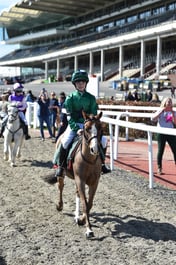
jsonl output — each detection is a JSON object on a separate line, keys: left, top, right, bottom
{"left": 89, "top": 123, "right": 99, "bottom": 155}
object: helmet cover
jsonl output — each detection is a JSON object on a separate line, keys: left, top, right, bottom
{"left": 71, "top": 70, "right": 89, "bottom": 84}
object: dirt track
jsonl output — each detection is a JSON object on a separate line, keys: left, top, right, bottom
{"left": 0, "top": 130, "right": 176, "bottom": 265}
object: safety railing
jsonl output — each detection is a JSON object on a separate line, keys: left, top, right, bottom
{"left": 25, "top": 102, "right": 176, "bottom": 188}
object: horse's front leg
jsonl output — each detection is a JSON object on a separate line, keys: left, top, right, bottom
{"left": 11, "top": 143, "right": 19, "bottom": 166}
{"left": 74, "top": 189, "right": 80, "bottom": 223}
{"left": 87, "top": 180, "right": 99, "bottom": 214}
{"left": 75, "top": 182, "right": 94, "bottom": 238}
{"left": 16, "top": 139, "right": 23, "bottom": 158}
{"left": 56, "top": 177, "right": 64, "bottom": 211}
{"left": 3, "top": 140, "right": 9, "bottom": 161}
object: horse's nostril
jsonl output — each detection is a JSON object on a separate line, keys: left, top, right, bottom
{"left": 90, "top": 147, "right": 98, "bottom": 155}
{"left": 90, "top": 148, "right": 94, "bottom": 153}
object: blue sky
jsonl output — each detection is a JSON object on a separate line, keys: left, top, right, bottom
{"left": 0, "top": 1, "right": 19, "bottom": 57}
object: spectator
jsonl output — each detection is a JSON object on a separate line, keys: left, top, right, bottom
{"left": 152, "top": 97, "right": 176, "bottom": 174}
{"left": 126, "top": 91, "right": 135, "bottom": 101}
{"left": 150, "top": 93, "right": 161, "bottom": 103}
{"left": 26, "top": 90, "right": 37, "bottom": 102}
{"left": 170, "top": 86, "right": 175, "bottom": 98}
{"left": 0, "top": 93, "right": 9, "bottom": 118}
{"left": 49, "top": 91, "right": 58, "bottom": 137}
{"left": 37, "top": 89, "right": 54, "bottom": 141}
{"left": 147, "top": 90, "right": 153, "bottom": 101}
{"left": 55, "top": 91, "right": 68, "bottom": 143}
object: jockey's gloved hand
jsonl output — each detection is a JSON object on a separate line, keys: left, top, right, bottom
{"left": 16, "top": 102, "right": 22, "bottom": 107}
{"left": 77, "top": 129, "right": 83, "bottom": 136}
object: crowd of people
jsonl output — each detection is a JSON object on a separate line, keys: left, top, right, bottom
{"left": 124, "top": 88, "right": 161, "bottom": 103}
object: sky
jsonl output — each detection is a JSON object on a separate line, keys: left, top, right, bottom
{"left": 0, "top": 1, "right": 19, "bottom": 57}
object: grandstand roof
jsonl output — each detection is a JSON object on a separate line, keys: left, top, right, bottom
{"left": 0, "top": 0, "right": 116, "bottom": 32}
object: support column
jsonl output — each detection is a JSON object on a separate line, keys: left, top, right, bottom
{"left": 74, "top": 55, "right": 78, "bottom": 71}
{"left": 89, "top": 51, "right": 93, "bottom": 75}
{"left": 44, "top": 61, "right": 48, "bottom": 80}
{"left": 119, "top": 45, "right": 123, "bottom": 79}
{"left": 140, "top": 39, "right": 145, "bottom": 78}
{"left": 100, "top": 49, "right": 104, "bottom": 82}
{"left": 56, "top": 58, "right": 60, "bottom": 80}
{"left": 156, "top": 36, "right": 162, "bottom": 77}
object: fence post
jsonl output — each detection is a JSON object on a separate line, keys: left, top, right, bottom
{"left": 26, "top": 102, "right": 33, "bottom": 128}
{"left": 109, "top": 123, "right": 114, "bottom": 170}
{"left": 125, "top": 110, "right": 129, "bottom": 141}
{"left": 147, "top": 131, "right": 154, "bottom": 188}
{"left": 114, "top": 117, "right": 119, "bottom": 160}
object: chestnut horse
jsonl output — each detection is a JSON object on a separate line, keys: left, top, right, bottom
{"left": 46, "top": 111, "right": 103, "bottom": 237}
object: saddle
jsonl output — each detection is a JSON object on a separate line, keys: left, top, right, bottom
{"left": 67, "top": 135, "right": 82, "bottom": 170}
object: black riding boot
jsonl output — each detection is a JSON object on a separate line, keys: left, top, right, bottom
{"left": 101, "top": 147, "right": 111, "bottom": 174}
{"left": 23, "top": 124, "right": 31, "bottom": 140}
{"left": 47, "top": 145, "right": 68, "bottom": 184}
{"left": 0, "top": 124, "right": 5, "bottom": 137}
{"left": 55, "top": 144, "right": 67, "bottom": 177}
{"left": 0, "top": 117, "right": 7, "bottom": 138}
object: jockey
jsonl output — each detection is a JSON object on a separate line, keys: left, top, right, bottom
{"left": 0, "top": 83, "right": 31, "bottom": 140}
{"left": 53, "top": 69, "right": 110, "bottom": 178}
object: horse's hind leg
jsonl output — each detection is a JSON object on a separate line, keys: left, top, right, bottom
{"left": 56, "top": 177, "right": 64, "bottom": 211}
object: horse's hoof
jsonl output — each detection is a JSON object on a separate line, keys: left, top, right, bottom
{"left": 74, "top": 217, "right": 84, "bottom": 226}
{"left": 86, "top": 231, "right": 94, "bottom": 238}
{"left": 56, "top": 204, "right": 63, "bottom": 211}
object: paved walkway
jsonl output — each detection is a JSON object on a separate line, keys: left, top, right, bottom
{"left": 108, "top": 139, "right": 176, "bottom": 190}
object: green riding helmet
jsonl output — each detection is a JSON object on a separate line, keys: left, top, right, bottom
{"left": 71, "top": 70, "right": 89, "bottom": 84}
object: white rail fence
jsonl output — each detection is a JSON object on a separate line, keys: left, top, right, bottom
{"left": 26, "top": 103, "right": 176, "bottom": 189}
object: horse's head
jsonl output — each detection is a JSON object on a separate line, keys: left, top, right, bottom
{"left": 82, "top": 111, "right": 103, "bottom": 156}
{"left": 7, "top": 105, "right": 19, "bottom": 123}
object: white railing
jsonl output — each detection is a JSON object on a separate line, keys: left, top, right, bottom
{"left": 26, "top": 102, "right": 40, "bottom": 129}
{"left": 26, "top": 103, "right": 176, "bottom": 189}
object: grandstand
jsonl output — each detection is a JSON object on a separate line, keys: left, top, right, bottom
{"left": 0, "top": 0, "right": 176, "bottom": 84}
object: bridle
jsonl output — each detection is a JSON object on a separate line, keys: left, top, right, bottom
{"left": 83, "top": 118, "right": 100, "bottom": 144}
{"left": 80, "top": 118, "right": 101, "bottom": 164}
{"left": 6, "top": 107, "right": 22, "bottom": 137}
{"left": 8, "top": 110, "right": 19, "bottom": 122}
